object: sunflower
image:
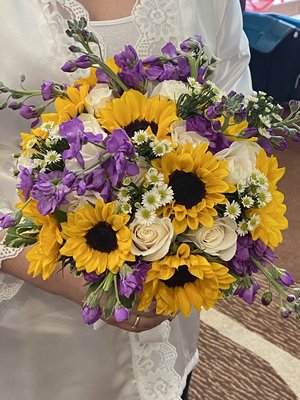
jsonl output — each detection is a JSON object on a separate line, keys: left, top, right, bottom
{"left": 138, "top": 243, "right": 235, "bottom": 316}
{"left": 18, "top": 200, "right": 63, "bottom": 279}
{"left": 217, "top": 116, "right": 257, "bottom": 142}
{"left": 246, "top": 149, "right": 288, "bottom": 249}
{"left": 74, "top": 59, "right": 120, "bottom": 86}
{"left": 60, "top": 199, "right": 135, "bottom": 274}
{"left": 97, "top": 89, "right": 178, "bottom": 139}
{"left": 55, "top": 83, "right": 90, "bottom": 120}
{"left": 152, "top": 143, "right": 229, "bottom": 234}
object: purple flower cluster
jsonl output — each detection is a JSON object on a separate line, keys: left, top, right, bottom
{"left": 228, "top": 235, "right": 277, "bottom": 276}
{"left": 59, "top": 117, "right": 103, "bottom": 168}
{"left": 0, "top": 213, "right": 16, "bottom": 229}
{"left": 81, "top": 305, "right": 102, "bottom": 325}
{"left": 119, "top": 261, "right": 151, "bottom": 299}
{"left": 16, "top": 167, "right": 34, "bottom": 201}
{"left": 114, "top": 45, "right": 147, "bottom": 90}
{"left": 235, "top": 278, "right": 260, "bottom": 305}
{"left": 186, "top": 115, "right": 231, "bottom": 153}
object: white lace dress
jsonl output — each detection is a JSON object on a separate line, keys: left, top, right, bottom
{"left": 0, "top": 1, "right": 252, "bottom": 399}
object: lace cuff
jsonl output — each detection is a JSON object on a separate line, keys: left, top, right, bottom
{"left": 0, "top": 233, "right": 24, "bottom": 302}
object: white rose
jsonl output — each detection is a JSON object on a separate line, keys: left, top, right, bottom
{"left": 64, "top": 142, "right": 100, "bottom": 172}
{"left": 215, "top": 141, "right": 260, "bottom": 184}
{"left": 78, "top": 113, "right": 107, "bottom": 139}
{"left": 171, "top": 120, "right": 209, "bottom": 148}
{"left": 150, "top": 80, "right": 189, "bottom": 102}
{"left": 182, "top": 217, "right": 237, "bottom": 261}
{"left": 85, "top": 83, "right": 112, "bottom": 115}
{"left": 59, "top": 190, "right": 102, "bottom": 213}
{"left": 131, "top": 217, "right": 174, "bottom": 261}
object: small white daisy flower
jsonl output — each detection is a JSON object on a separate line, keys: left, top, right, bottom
{"left": 241, "top": 195, "right": 254, "bottom": 208}
{"left": 48, "top": 125, "right": 60, "bottom": 138}
{"left": 156, "top": 184, "right": 174, "bottom": 205}
{"left": 142, "top": 188, "right": 161, "bottom": 210}
{"left": 237, "top": 219, "right": 249, "bottom": 236}
{"left": 132, "top": 130, "right": 148, "bottom": 145}
{"left": 120, "top": 203, "right": 132, "bottom": 214}
{"left": 247, "top": 214, "right": 261, "bottom": 231}
{"left": 257, "top": 190, "right": 272, "bottom": 207}
{"left": 145, "top": 168, "right": 165, "bottom": 185}
{"left": 150, "top": 140, "right": 171, "bottom": 157}
{"left": 44, "top": 150, "right": 62, "bottom": 164}
{"left": 40, "top": 121, "right": 56, "bottom": 133}
{"left": 26, "top": 138, "right": 37, "bottom": 149}
{"left": 224, "top": 200, "right": 241, "bottom": 220}
{"left": 135, "top": 207, "right": 156, "bottom": 225}
{"left": 117, "top": 187, "right": 131, "bottom": 202}
{"left": 237, "top": 180, "right": 247, "bottom": 194}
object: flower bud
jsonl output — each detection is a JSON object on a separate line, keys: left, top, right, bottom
{"left": 261, "top": 290, "right": 273, "bottom": 306}
{"left": 280, "top": 307, "right": 292, "bottom": 319}
{"left": 81, "top": 305, "right": 102, "bottom": 325}
{"left": 61, "top": 60, "right": 78, "bottom": 73}
{"left": 114, "top": 306, "right": 130, "bottom": 323}
{"left": 287, "top": 294, "right": 296, "bottom": 303}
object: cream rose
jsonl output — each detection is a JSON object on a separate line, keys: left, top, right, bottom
{"left": 182, "top": 217, "right": 237, "bottom": 261}
{"left": 215, "top": 141, "right": 260, "bottom": 184}
{"left": 131, "top": 217, "right": 174, "bottom": 261}
{"left": 171, "top": 120, "right": 209, "bottom": 148}
{"left": 59, "top": 190, "right": 103, "bottom": 213}
{"left": 64, "top": 141, "right": 99, "bottom": 172}
{"left": 150, "top": 80, "right": 189, "bottom": 102}
{"left": 85, "top": 83, "right": 112, "bottom": 115}
{"left": 78, "top": 113, "right": 107, "bottom": 138}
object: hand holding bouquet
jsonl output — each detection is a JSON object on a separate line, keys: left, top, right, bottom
{"left": 1, "top": 18, "right": 299, "bottom": 325}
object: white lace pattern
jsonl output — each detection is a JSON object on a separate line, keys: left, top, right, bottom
{"left": 130, "top": 321, "right": 182, "bottom": 400}
{"left": 0, "top": 237, "right": 23, "bottom": 303}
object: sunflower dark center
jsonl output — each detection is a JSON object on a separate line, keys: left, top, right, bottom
{"left": 169, "top": 170, "right": 206, "bottom": 208}
{"left": 163, "top": 265, "right": 197, "bottom": 288}
{"left": 85, "top": 222, "right": 117, "bottom": 253}
{"left": 124, "top": 119, "right": 158, "bottom": 137}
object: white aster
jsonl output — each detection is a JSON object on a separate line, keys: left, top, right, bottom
{"left": 120, "top": 202, "right": 132, "bottom": 214}
{"left": 145, "top": 167, "right": 165, "bottom": 185}
{"left": 25, "top": 138, "right": 37, "bottom": 149}
{"left": 237, "top": 180, "right": 247, "bottom": 194}
{"left": 247, "top": 214, "right": 261, "bottom": 231}
{"left": 237, "top": 219, "right": 249, "bottom": 236}
{"left": 156, "top": 183, "right": 174, "bottom": 206}
{"left": 224, "top": 200, "right": 241, "bottom": 220}
{"left": 135, "top": 207, "right": 156, "bottom": 225}
{"left": 117, "top": 187, "right": 131, "bottom": 202}
{"left": 132, "top": 130, "right": 148, "bottom": 145}
{"left": 241, "top": 195, "right": 254, "bottom": 208}
{"left": 257, "top": 190, "right": 272, "bottom": 208}
{"left": 40, "top": 121, "right": 56, "bottom": 133}
{"left": 142, "top": 188, "right": 161, "bottom": 210}
{"left": 44, "top": 150, "right": 62, "bottom": 164}
{"left": 150, "top": 140, "right": 172, "bottom": 157}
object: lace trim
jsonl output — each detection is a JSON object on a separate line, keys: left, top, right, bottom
{"left": 130, "top": 321, "right": 182, "bottom": 400}
{"left": 132, "top": 0, "right": 181, "bottom": 58}
{"left": 39, "top": 0, "right": 181, "bottom": 60}
{"left": 0, "top": 235, "right": 23, "bottom": 303}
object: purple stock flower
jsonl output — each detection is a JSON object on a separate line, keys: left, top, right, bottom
{"left": 60, "top": 117, "right": 103, "bottom": 168}
{"left": 114, "top": 306, "right": 130, "bottom": 322}
{"left": 31, "top": 171, "right": 71, "bottom": 215}
{"left": 180, "top": 35, "right": 204, "bottom": 52}
{"left": 16, "top": 167, "right": 34, "bottom": 201}
{"left": 161, "top": 42, "right": 178, "bottom": 58}
{"left": 41, "top": 81, "right": 66, "bottom": 101}
{"left": 81, "top": 305, "right": 102, "bottom": 325}
{"left": 119, "top": 261, "right": 151, "bottom": 298}
{"left": 20, "top": 104, "right": 44, "bottom": 120}
{"left": 114, "top": 46, "right": 147, "bottom": 89}
{"left": 83, "top": 271, "right": 106, "bottom": 283}
{"left": 234, "top": 278, "right": 260, "bottom": 304}
{"left": 61, "top": 60, "right": 78, "bottom": 73}
{"left": 228, "top": 235, "right": 276, "bottom": 276}
{"left": 186, "top": 115, "right": 231, "bottom": 153}
{"left": 105, "top": 129, "right": 135, "bottom": 156}
{"left": 277, "top": 270, "right": 294, "bottom": 286}
{"left": 0, "top": 213, "right": 16, "bottom": 229}
{"left": 96, "top": 68, "right": 110, "bottom": 84}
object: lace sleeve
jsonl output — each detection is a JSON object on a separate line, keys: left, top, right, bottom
{"left": 0, "top": 233, "right": 24, "bottom": 303}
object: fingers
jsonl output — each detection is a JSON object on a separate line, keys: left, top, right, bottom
{"left": 103, "top": 312, "right": 168, "bottom": 333}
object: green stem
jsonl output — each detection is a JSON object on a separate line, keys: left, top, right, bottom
{"left": 250, "top": 256, "right": 286, "bottom": 298}
{"left": 113, "top": 274, "right": 121, "bottom": 305}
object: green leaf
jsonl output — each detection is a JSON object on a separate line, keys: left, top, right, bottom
{"left": 54, "top": 209, "right": 67, "bottom": 223}
{"left": 119, "top": 293, "right": 135, "bottom": 309}
{"left": 4, "top": 219, "right": 39, "bottom": 248}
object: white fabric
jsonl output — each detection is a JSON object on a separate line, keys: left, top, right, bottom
{"left": 0, "top": 1, "right": 252, "bottom": 399}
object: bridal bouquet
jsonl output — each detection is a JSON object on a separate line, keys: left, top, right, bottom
{"left": 1, "top": 18, "right": 299, "bottom": 324}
